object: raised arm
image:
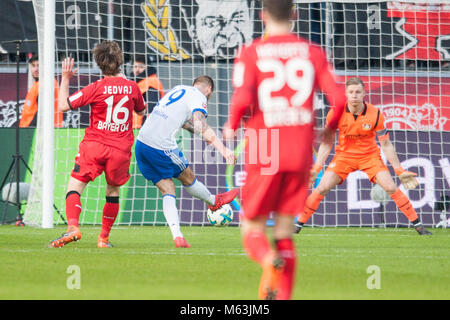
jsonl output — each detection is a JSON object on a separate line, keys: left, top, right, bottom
{"left": 58, "top": 57, "right": 78, "bottom": 112}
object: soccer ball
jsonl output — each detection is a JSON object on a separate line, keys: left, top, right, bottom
{"left": 207, "top": 204, "right": 234, "bottom": 226}
{"left": 370, "top": 184, "right": 390, "bottom": 203}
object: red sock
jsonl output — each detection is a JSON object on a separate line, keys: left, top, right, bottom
{"left": 100, "top": 197, "right": 119, "bottom": 239}
{"left": 242, "top": 230, "right": 271, "bottom": 265}
{"left": 275, "top": 238, "right": 296, "bottom": 300}
{"left": 66, "top": 191, "right": 82, "bottom": 227}
{"left": 390, "top": 189, "right": 418, "bottom": 222}
{"left": 298, "top": 189, "right": 324, "bottom": 224}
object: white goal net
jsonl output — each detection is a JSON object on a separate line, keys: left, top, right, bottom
{"left": 23, "top": 0, "right": 450, "bottom": 229}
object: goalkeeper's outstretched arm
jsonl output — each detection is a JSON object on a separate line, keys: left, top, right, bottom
{"left": 378, "top": 135, "right": 419, "bottom": 189}
{"left": 378, "top": 136, "right": 402, "bottom": 172}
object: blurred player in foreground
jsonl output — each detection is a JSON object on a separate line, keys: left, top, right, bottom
{"left": 50, "top": 40, "right": 146, "bottom": 248}
{"left": 293, "top": 77, "right": 432, "bottom": 236}
{"left": 223, "top": 0, "right": 346, "bottom": 299}
{"left": 135, "top": 75, "right": 238, "bottom": 248}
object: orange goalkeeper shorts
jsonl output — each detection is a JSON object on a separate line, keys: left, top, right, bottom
{"left": 326, "top": 152, "right": 389, "bottom": 183}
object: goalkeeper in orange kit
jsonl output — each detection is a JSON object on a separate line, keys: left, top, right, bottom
{"left": 294, "top": 77, "right": 432, "bottom": 235}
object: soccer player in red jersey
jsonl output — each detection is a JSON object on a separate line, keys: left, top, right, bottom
{"left": 223, "top": 0, "right": 346, "bottom": 299}
{"left": 293, "top": 77, "right": 432, "bottom": 235}
{"left": 50, "top": 41, "right": 146, "bottom": 248}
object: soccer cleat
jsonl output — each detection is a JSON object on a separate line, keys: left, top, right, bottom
{"left": 98, "top": 236, "right": 114, "bottom": 248}
{"left": 258, "top": 252, "right": 285, "bottom": 300}
{"left": 293, "top": 220, "right": 303, "bottom": 234}
{"left": 15, "top": 220, "right": 25, "bottom": 227}
{"left": 174, "top": 237, "right": 191, "bottom": 248}
{"left": 49, "top": 225, "right": 82, "bottom": 248}
{"left": 208, "top": 189, "right": 239, "bottom": 212}
{"left": 415, "top": 224, "right": 432, "bottom": 235}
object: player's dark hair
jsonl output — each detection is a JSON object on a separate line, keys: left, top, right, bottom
{"left": 133, "top": 54, "right": 146, "bottom": 64}
{"left": 345, "top": 77, "right": 365, "bottom": 89}
{"left": 93, "top": 40, "right": 124, "bottom": 76}
{"left": 28, "top": 53, "right": 38, "bottom": 64}
{"left": 193, "top": 75, "right": 214, "bottom": 92}
{"left": 263, "top": 0, "right": 293, "bottom": 22}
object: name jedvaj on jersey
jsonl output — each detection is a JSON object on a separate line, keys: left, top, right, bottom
{"left": 101, "top": 85, "right": 133, "bottom": 95}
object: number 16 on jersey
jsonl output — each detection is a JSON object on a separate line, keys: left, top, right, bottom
{"left": 98, "top": 95, "right": 131, "bottom": 132}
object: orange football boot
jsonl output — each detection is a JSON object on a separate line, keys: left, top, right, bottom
{"left": 98, "top": 236, "right": 114, "bottom": 248}
{"left": 49, "top": 225, "right": 82, "bottom": 248}
{"left": 258, "top": 251, "right": 285, "bottom": 300}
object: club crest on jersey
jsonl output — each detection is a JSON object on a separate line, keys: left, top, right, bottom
{"left": 362, "top": 123, "right": 372, "bottom": 130}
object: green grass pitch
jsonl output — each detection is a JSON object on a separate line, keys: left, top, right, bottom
{"left": 0, "top": 225, "right": 449, "bottom": 300}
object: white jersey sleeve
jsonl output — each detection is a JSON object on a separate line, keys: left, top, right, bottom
{"left": 137, "top": 85, "right": 208, "bottom": 150}
{"left": 187, "top": 87, "right": 208, "bottom": 117}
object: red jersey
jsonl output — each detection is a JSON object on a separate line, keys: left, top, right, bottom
{"left": 68, "top": 77, "right": 146, "bottom": 153}
{"left": 228, "top": 34, "right": 346, "bottom": 172}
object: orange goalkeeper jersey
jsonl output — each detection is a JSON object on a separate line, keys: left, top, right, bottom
{"left": 326, "top": 102, "right": 388, "bottom": 157}
{"left": 19, "top": 79, "right": 62, "bottom": 128}
{"left": 132, "top": 75, "right": 165, "bottom": 129}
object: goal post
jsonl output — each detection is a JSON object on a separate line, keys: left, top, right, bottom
{"left": 23, "top": 0, "right": 450, "bottom": 229}
{"left": 40, "top": 0, "right": 56, "bottom": 229}
{"left": 23, "top": 0, "right": 55, "bottom": 228}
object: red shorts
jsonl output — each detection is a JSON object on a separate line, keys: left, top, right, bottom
{"left": 71, "top": 140, "right": 131, "bottom": 186}
{"left": 327, "top": 152, "right": 389, "bottom": 183}
{"left": 241, "top": 169, "right": 309, "bottom": 220}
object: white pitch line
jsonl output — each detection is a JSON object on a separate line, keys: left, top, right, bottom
{"left": 1, "top": 247, "right": 448, "bottom": 260}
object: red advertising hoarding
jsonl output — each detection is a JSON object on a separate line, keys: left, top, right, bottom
{"left": 343, "top": 75, "right": 450, "bottom": 131}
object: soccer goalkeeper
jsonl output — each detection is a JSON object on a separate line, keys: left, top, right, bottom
{"left": 294, "top": 77, "right": 432, "bottom": 236}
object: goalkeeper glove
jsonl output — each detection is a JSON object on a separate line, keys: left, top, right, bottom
{"left": 394, "top": 167, "right": 419, "bottom": 190}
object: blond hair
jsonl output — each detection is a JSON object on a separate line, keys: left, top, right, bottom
{"left": 345, "top": 77, "right": 365, "bottom": 89}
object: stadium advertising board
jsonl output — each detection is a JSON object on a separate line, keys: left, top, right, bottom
{"left": 355, "top": 75, "right": 450, "bottom": 131}
{"left": 1, "top": 74, "right": 449, "bottom": 131}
